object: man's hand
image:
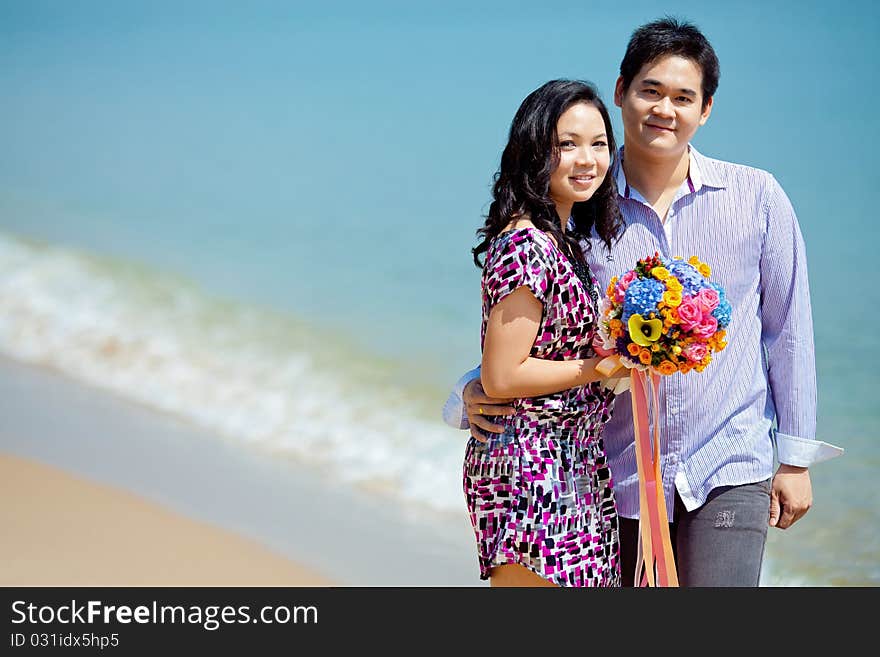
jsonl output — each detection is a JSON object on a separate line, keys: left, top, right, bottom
{"left": 769, "top": 464, "right": 812, "bottom": 529}
{"left": 462, "top": 378, "right": 515, "bottom": 443}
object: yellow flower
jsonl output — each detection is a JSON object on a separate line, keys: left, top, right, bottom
{"left": 628, "top": 313, "right": 663, "bottom": 346}
{"left": 639, "top": 349, "right": 652, "bottom": 365}
{"left": 658, "top": 361, "right": 677, "bottom": 376}
{"left": 698, "top": 263, "right": 711, "bottom": 278}
{"left": 662, "top": 290, "right": 682, "bottom": 307}
{"left": 651, "top": 266, "right": 670, "bottom": 280}
{"left": 688, "top": 255, "right": 701, "bottom": 267}
{"left": 672, "top": 345, "right": 682, "bottom": 355}
{"left": 606, "top": 277, "right": 618, "bottom": 297}
{"left": 666, "top": 277, "right": 683, "bottom": 292}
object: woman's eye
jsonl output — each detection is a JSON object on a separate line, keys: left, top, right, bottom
{"left": 593, "top": 140, "right": 608, "bottom": 148}
{"left": 559, "top": 140, "right": 576, "bottom": 149}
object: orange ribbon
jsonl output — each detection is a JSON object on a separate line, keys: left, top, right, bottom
{"left": 629, "top": 368, "right": 679, "bottom": 587}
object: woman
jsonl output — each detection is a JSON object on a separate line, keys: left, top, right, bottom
{"left": 464, "top": 79, "right": 623, "bottom": 587}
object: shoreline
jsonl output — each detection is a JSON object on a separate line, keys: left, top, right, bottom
{"left": 0, "top": 453, "right": 331, "bottom": 586}
{"left": 0, "top": 356, "right": 479, "bottom": 586}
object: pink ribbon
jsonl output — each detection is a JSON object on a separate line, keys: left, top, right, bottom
{"left": 629, "top": 369, "right": 679, "bottom": 587}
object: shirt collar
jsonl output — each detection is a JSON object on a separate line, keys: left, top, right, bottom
{"left": 613, "top": 144, "right": 726, "bottom": 201}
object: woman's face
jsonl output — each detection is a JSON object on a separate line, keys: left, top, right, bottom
{"left": 548, "top": 102, "right": 610, "bottom": 217}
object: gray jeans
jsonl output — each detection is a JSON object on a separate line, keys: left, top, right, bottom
{"left": 619, "top": 478, "right": 771, "bottom": 587}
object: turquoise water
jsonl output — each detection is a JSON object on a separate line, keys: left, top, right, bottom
{"left": 1, "top": 1, "right": 877, "bottom": 584}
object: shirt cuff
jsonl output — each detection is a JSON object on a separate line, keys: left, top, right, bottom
{"left": 775, "top": 431, "right": 844, "bottom": 467}
{"left": 441, "top": 366, "right": 481, "bottom": 430}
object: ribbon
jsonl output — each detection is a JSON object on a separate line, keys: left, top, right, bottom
{"left": 629, "top": 369, "right": 678, "bottom": 587}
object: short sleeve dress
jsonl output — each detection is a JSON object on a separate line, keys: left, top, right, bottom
{"left": 463, "top": 226, "right": 620, "bottom": 587}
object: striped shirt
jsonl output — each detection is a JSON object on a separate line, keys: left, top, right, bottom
{"left": 443, "top": 146, "right": 843, "bottom": 520}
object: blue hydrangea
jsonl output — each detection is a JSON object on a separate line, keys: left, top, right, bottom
{"left": 622, "top": 277, "right": 665, "bottom": 324}
{"left": 709, "top": 282, "right": 732, "bottom": 327}
{"left": 665, "top": 259, "right": 707, "bottom": 296}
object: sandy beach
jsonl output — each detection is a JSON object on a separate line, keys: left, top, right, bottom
{"left": 0, "top": 357, "right": 478, "bottom": 586}
{"left": 0, "top": 454, "right": 331, "bottom": 586}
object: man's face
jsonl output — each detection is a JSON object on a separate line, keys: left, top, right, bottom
{"left": 614, "top": 54, "right": 713, "bottom": 159}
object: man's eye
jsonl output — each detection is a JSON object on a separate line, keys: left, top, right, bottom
{"left": 677, "top": 96, "right": 693, "bottom": 103}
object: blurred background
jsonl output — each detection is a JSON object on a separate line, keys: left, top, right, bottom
{"left": 1, "top": 0, "right": 877, "bottom": 585}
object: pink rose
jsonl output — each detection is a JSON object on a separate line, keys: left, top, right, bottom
{"left": 677, "top": 297, "right": 702, "bottom": 331}
{"left": 614, "top": 270, "right": 638, "bottom": 303}
{"left": 682, "top": 342, "right": 708, "bottom": 363}
{"left": 696, "top": 288, "right": 720, "bottom": 312}
{"left": 692, "top": 314, "right": 719, "bottom": 339}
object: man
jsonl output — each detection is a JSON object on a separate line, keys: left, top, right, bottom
{"left": 443, "top": 18, "right": 842, "bottom": 586}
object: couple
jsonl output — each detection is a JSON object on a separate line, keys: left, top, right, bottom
{"left": 447, "top": 18, "right": 843, "bottom": 587}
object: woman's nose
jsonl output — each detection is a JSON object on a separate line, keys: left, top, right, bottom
{"left": 576, "top": 146, "right": 596, "bottom": 165}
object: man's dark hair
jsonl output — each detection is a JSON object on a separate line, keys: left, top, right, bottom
{"left": 619, "top": 17, "right": 720, "bottom": 108}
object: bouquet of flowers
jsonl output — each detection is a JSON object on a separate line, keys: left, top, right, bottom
{"left": 594, "top": 253, "right": 732, "bottom": 587}
{"left": 596, "top": 253, "right": 731, "bottom": 377}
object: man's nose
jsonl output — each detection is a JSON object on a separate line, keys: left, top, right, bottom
{"left": 652, "top": 96, "right": 675, "bottom": 117}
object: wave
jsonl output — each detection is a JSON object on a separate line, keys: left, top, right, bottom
{"left": 0, "top": 231, "right": 466, "bottom": 514}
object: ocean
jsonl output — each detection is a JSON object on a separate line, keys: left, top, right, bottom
{"left": 1, "top": 1, "right": 877, "bottom": 585}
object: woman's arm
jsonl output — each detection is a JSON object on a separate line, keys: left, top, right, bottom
{"left": 481, "top": 285, "right": 604, "bottom": 399}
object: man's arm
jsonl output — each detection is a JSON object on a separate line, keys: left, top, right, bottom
{"left": 441, "top": 367, "right": 481, "bottom": 430}
{"left": 441, "top": 366, "right": 517, "bottom": 442}
{"left": 759, "top": 175, "right": 843, "bottom": 465}
{"left": 759, "top": 175, "right": 842, "bottom": 528}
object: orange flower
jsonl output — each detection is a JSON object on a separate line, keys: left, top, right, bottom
{"left": 639, "top": 348, "right": 652, "bottom": 365}
{"left": 679, "top": 362, "right": 693, "bottom": 374}
{"left": 627, "top": 343, "right": 641, "bottom": 356}
{"left": 663, "top": 290, "right": 682, "bottom": 307}
{"left": 610, "top": 318, "right": 623, "bottom": 331}
{"left": 658, "top": 361, "right": 677, "bottom": 376}
{"left": 606, "top": 279, "right": 617, "bottom": 297}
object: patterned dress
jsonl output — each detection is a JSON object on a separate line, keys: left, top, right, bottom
{"left": 463, "top": 226, "right": 620, "bottom": 587}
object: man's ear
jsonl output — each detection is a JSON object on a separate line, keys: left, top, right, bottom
{"left": 699, "top": 95, "right": 714, "bottom": 125}
{"left": 613, "top": 76, "right": 625, "bottom": 107}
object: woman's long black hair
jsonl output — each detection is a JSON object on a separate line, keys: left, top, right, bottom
{"left": 473, "top": 79, "right": 621, "bottom": 269}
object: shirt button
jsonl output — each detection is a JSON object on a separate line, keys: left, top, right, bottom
{"left": 670, "top": 407, "right": 679, "bottom": 415}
